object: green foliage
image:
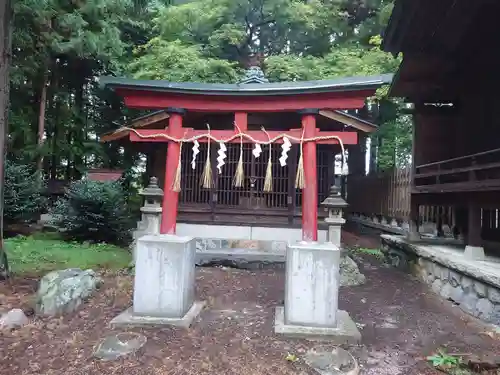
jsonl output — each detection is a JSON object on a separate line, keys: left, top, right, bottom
{"left": 373, "top": 100, "right": 412, "bottom": 171}
{"left": 9, "top": 0, "right": 142, "bottom": 175}
{"left": 6, "top": 0, "right": 406, "bottom": 183}
{"left": 351, "top": 247, "right": 385, "bottom": 260}
{"left": 5, "top": 234, "right": 131, "bottom": 274}
{"left": 128, "top": 39, "right": 242, "bottom": 82}
{"left": 50, "top": 179, "right": 134, "bottom": 246}
{"left": 427, "top": 350, "right": 462, "bottom": 370}
{"left": 3, "top": 160, "right": 46, "bottom": 225}
{"left": 152, "top": 0, "right": 350, "bottom": 61}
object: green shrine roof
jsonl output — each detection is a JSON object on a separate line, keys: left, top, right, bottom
{"left": 99, "top": 73, "right": 393, "bottom": 97}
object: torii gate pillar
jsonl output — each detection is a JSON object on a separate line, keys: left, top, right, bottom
{"left": 160, "top": 107, "right": 186, "bottom": 234}
{"left": 300, "top": 109, "right": 318, "bottom": 242}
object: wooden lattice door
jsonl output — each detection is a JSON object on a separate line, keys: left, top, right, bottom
{"left": 179, "top": 143, "right": 333, "bottom": 216}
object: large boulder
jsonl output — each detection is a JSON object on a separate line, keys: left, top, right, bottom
{"left": 36, "top": 268, "right": 103, "bottom": 316}
{"left": 340, "top": 256, "right": 366, "bottom": 287}
{"left": 0, "top": 308, "right": 29, "bottom": 330}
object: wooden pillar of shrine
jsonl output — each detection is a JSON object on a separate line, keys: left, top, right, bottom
{"left": 300, "top": 109, "right": 318, "bottom": 241}
{"left": 464, "top": 203, "right": 484, "bottom": 260}
{"left": 160, "top": 107, "right": 186, "bottom": 234}
{"left": 408, "top": 104, "right": 421, "bottom": 240}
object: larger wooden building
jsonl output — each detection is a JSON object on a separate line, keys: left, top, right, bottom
{"left": 382, "top": 0, "right": 500, "bottom": 258}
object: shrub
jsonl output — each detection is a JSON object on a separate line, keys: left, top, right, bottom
{"left": 50, "top": 179, "right": 134, "bottom": 246}
{"left": 3, "top": 160, "right": 46, "bottom": 225}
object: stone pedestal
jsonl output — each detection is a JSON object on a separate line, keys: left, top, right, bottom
{"left": 406, "top": 219, "right": 421, "bottom": 242}
{"left": 464, "top": 245, "right": 485, "bottom": 261}
{"left": 137, "top": 207, "right": 162, "bottom": 236}
{"left": 320, "top": 184, "right": 348, "bottom": 248}
{"left": 111, "top": 234, "right": 205, "bottom": 328}
{"left": 132, "top": 206, "right": 162, "bottom": 262}
{"left": 325, "top": 217, "right": 345, "bottom": 248}
{"left": 274, "top": 242, "right": 361, "bottom": 343}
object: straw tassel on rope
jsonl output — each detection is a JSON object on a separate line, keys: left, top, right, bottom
{"left": 264, "top": 144, "right": 273, "bottom": 192}
{"left": 172, "top": 141, "right": 183, "bottom": 192}
{"left": 233, "top": 124, "right": 245, "bottom": 187}
{"left": 262, "top": 127, "right": 273, "bottom": 192}
{"left": 201, "top": 125, "right": 213, "bottom": 189}
{"left": 295, "top": 130, "right": 305, "bottom": 189}
{"left": 125, "top": 126, "right": 348, "bottom": 191}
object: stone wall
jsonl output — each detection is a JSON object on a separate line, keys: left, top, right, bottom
{"left": 415, "top": 258, "right": 500, "bottom": 324}
{"left": 381, "top": 235, "right": 500, "bottom": 326}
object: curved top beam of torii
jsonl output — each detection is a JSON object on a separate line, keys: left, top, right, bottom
{"left": 99, "top": 74, "right": 393, "bottom": 112}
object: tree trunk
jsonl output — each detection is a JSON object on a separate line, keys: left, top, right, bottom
{"left": 37, "top": 69, "right": 48, "bottom": 172}
{"left": 0, "top": 0, "right": 12, "bottom": 278}
{"left": 49, "top": 61, "right": 59, "bottom": 180}
{"left": 73, "top": 78, "right": 85, "bottom": 179}
{"left": 50, "top": 94, "right": 60, "bottom": 180}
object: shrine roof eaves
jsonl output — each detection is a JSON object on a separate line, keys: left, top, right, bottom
{"left": 99, "top": 74, "right": 393, "bottom": 96}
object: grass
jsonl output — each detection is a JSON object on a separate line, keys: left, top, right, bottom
{"left": 5, "top": 232, "right": 132, "bottom": 274}
{"left": 350, "top": 246, "right": 385, "bottom": 260}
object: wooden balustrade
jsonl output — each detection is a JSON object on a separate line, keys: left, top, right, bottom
{"left": 414, "top": 148, "right": 500, "bottom": 193}
{"left": 347, "top": 167, "right": 453, "bottom": 227}
{"left": 347, "top": 163, "right": 500, "bottom": 242}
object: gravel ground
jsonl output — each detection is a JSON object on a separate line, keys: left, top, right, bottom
{"left": 0, "top": 230, "right": 499, "bottom": 375}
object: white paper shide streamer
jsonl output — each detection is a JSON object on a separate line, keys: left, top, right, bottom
{"left": 191, "top": 140, "right": 200, "bottom": 169}
{"left": 217, "top": 142, "right": 227, "bottom": 174}
{"left": 279, "top": 136, "right": 291, "bottom": 167}
{"left": 252, "top": 143, "right": 262, "bottom": 159}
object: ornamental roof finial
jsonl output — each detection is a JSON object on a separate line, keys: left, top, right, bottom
{"left": 239, "top": 53, "right": 269, "bottom": 84}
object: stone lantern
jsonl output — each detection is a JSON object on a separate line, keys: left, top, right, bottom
{"left": 132, "top": 177, "right": 163, "bottom": 261}
{"left": 321, "top": 184, "right": 349, "bottom": 247}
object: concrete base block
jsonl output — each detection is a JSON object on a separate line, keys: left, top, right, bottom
{"left": 285, "top": 242, "right": 341, "bottom": 327}
{"left": 464, "top": 246, "right": 485, "bottom": 261}
{"left": 134, "top": 234, "right": 196, "bottom": 318}
{"left": 110, "top": 301, "right": 206, "bottom": 329}
{"left": 406, "top": 231, "right": 421, "bottom": 242}
{"left": 274, "top": 306, "right": 361, "bottom": 344}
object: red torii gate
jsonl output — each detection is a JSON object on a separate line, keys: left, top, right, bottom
{"left": 100, "top": 74, "right": 390, "bottom": 241}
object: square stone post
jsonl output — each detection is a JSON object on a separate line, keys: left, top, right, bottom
{"left": 407, "top": 199, "right": 421, "bottom": 241}
{"left": 111, "top": 234, "right": 205, "bottom": 328}
{"left": 274, "top": 242, "right": 361, "bottom": 343}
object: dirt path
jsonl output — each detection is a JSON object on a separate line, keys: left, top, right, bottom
{"left": 0, "top": 231, "right": 499, "bottom": 375}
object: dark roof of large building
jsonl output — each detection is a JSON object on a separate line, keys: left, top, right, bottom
{"left": 382, "top": 0, "right": 465, "bottom": 55}
{"left": 381, "top": 0, "right": 490, "bottom": 99}
{"left": 99, "top": 74, "right": 393, "bottom": 97}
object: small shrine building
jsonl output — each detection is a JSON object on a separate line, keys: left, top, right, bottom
{"left": 100, "top": 68, "right": 391, "bottom": 242}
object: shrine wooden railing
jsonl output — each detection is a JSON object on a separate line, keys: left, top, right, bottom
{"left": 347, "top": 164, "right": 500, "bottom": 242}
{"left": 347, "top": 167, "right": 454, "bottom": 228}
{"left": 414, "top": 147, "right": 500, "bottom": 193}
